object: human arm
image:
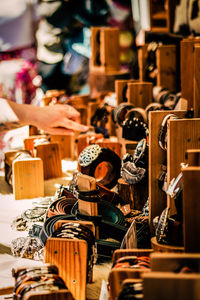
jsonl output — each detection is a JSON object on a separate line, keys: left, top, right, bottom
{"left": 1, "top": 99, "right": 89, "bottom": 134}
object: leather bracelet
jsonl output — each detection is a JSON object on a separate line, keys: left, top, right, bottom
{"left": 124, "top": 107, "right": 147, "bottom": 124}
{"left": 111, "top": 102, "right": 134, "bottom": 126}
{"left": 78, "top": 144, "right": 121, "bottom": 189}
{"left": 46, "top": 197, "right": 76, "bottom": 218}
{"left": 158, "top": 114, "right": 179, "bottom": 150}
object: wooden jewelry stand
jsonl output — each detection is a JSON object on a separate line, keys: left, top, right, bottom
{"left": 20, "top": 289, "right": 74, "bottom": 300}
{"left": 4, "top": 151, "right": 44, "bottom": 200}
{"left": 138, "top": 44, "right": 177, "bottom": 92}
{"left": 108, "top": 249, "right": 153, "bottom": 300}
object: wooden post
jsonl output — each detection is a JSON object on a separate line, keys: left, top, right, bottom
{"left": 127, "top": 82, "right": 153, "bottom": 108}
{"left": 167, "top": 119, "right": 200, "bottom": 214}
{"left": 149, "top": 111, "right": 186, "bottom": 226}
{"left": 157, "top": 45, "right": 177, "bottom": 92}
{"left": 185, "top": 149, "right": 200, "bottom": 166}
{"left": 193, "top": 44, "right": 200, "bottom": 117}
{"left": 35, "top": 142, "right": 62, "bottom": 179}
{"left": 182, "top": 167, "right": 200, "bottom": 253}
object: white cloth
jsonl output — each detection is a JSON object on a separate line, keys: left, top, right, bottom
{"left": 0, "top": 0, "right": 39, "bottom": 51}
{"left": 0, "top": 99, "right": 18, "bottom": 123}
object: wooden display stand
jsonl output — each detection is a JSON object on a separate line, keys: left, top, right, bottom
{"left": 185, "top": 149, "right": 200, "bottom": 166}
{"left": 115, "top": 79, "right": 137, "bottom": 105}
{"left": 4, "top": 151, "right": 44, "bottom": 200}
{"left": 150, "top": 252, "right": 200, "bottom": 272}
{"left": 89, "top": 27, "right": 129, "bottom": 98}
{"left": 149, "top": 0, "right": 176, "bottom": 32}
{"left": 24, "top": 135, "right": 48, "bottom": 156}
{"left": 167, "top": 118, "right": 200, "bottom": 214}
{"left": 20, "top": 290, "right": 74, "bottom": 300}
{"left": 151, "top": 237, "right": 184, "bottom": 253}
{"left": 181, "top": 38, "right": 200, "bottom": 111}
{"left": 143, "top": 272, "right": 200, "bottom": 300}
{"left": 50, "top": 134, "right": 75, "bottom": 159}
{"left": 117, "top": 178, "right": 148, "bottom": 210}
{"left": 148, "top": 110, "right": 186, "bottom": 226}
{"left": 108, "top": 249, "right": 152, "bottom": 300}
{"left": 45, "top": 238, "right": 87, "bottom": 300}
{"left": 138, "top": 44, "right": 177, "bottom": 92}
{"left": 90, "top": 27, "right": 120, "bottom": 72}
{"left": 182, "top": 167, "right": 200, "bottom": 253}
{"left": 127, "top": 81, "right": 153, "bottom": 108}
{"left": 45, "top": 220, "right": 95, "bottom": 300}
{"left": 35, "top": 142, "right": 62, "bottom": 180}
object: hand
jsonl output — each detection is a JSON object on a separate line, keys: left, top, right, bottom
{"left": 7, "top": 101, "right": 89, "bottom": 135}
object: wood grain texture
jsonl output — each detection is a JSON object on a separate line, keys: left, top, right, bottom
{"left": 23, "top": 290, "right": 74, "bottom": 300}
{"left": 138, "top": 45, "right": 148, "bottom": 81}
{"left": 143, "top": 272, "right": 200, "bottom": 300}
{"left": 167, "top": 119, "right": 200, "bottom": 214}
{"left": 185, "top": 149, "right": 200, "bottom": 166}
{"left": 181, "top": 38, "right": 200, "bottom": 109}
{"left": 183, "top": 167, "right": 200, "bottom": 253}
{"left": 13, "top": 158, "right": 44, "bottom": 200}
{"left": 45, "top": 238, "right": 87, "bottom": 300}
{"left": 115, "top": 79, "right": 137, "bottom": 105}
{"left": 151, "top": 237, "right": 184, "bottom": 253}
{"left": 193, "top": 45, "right": 200, "bottom": 117}
{"left": 150, "top": 252, "right": 200, "bottom": 272}
{"left": 35, "top": 143, "right": 62, "bottom": 180}
{"left": 149, "top": 111, "right": 187, "bottom": 226}
{"left": 112, "top": 249, "right": 153, "bottom": 263}
{"left": 50, "top": 134, "right": 75, "bottom": 160}
{"left": 157, "top": 45, "right": 177, "bottom": 92}
{"left": 127, "top": 82, "right": 153, "bottom": 108}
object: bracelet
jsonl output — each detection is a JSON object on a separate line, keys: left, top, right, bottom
{"left": 158, "top": 114, "right": 179, "bottom": 150}
{"left": 78, "top": 144, "right": 121, "bottom": 189}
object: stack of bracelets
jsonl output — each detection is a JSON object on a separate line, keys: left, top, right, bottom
{"left": 46, "top": 197, "right": 77, "bottom": 218}
{"left": 112, "top": 256, "right": 151, "bottom": 270}
{"left": 117, "top": 281, "right": 143, "bottom": 300}
{"left": 12, "top": 264, "right": 67, "bottom": 299}
{"left": 52, "top": 222, "right": 95, "bottom": 282}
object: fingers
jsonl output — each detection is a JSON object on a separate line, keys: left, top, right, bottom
{"left": 63, "top": 104, "right": 81, "bottom": 121}
{"left": 60, "top": 118, "right": 89, "bottom": 132}
{"left": 43, "top": 127, "right": 74, "bottom": 135}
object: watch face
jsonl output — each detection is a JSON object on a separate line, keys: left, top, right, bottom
{"left": 78, "top": 144, "right": 102, "bottom": 167}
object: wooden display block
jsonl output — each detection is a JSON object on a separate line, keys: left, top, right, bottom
{"left": 149, "top": 0, "right": 175, "bottom": 32}
{"left": 148, "top": 110, "right": 186, "bottom": 226}
{"left": 117, "top": 178, "right": 148, "bottom": 210}
{"left": 76, "top": 133, "right": 103, "bottom": 157}
{"left": 143, "top": 272, "right": 200, "bottom": 300}
{"left": 112, "top": 249, "right": 153, "bottom": 263}
{"left": 127, "top": 81, "right": 153, "bottom": 108}
{"left": 23, "top": 290, "right": 74, "bottom": 300}
{"left": 24, "top": 135, "right": 48, "bottom": 156}
{"left": 109, "top": 268, "right": 150, "bottom": 300}
{"left": 167, "top": 119, "right": 200, "bottom": 214}
{"left": 115, "top": 79, "right": 137, "bottom": 105}
{"left": 89, "top": 68, "right": 130, "bottom": 99}
{"left": 150, "top": 252, "right": 200, "bottom": 272}
{"left": 45, "top": 238, "right": 87, "bottom": 300}
{"left": 13, "top": 158, "right": 44, "bottom": 200}
{"left": 35, "top": 142, "right": 62, "bottom": 180}
{"left": 50, "top": 134, "right": 75, "bottom": 159}
{"left": 185, "top": 149, "right": 200, "bottom": 166}
{"left": 138, "top": 45, "right": 148, "bottom": 81}
{"left": 181, "top": 38, "right": 200, "bottom": 110}
{"left": 151, "top": 237, "right": 184, "bottom": 253}
{"left": 182, "top": 167, "right": 200, "bottom": 253}
{"left": 90, "top": 27, "right": 120, "bottom": 72}
{"left": 156, "top": 45, "right": 177, "bottom": 92}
